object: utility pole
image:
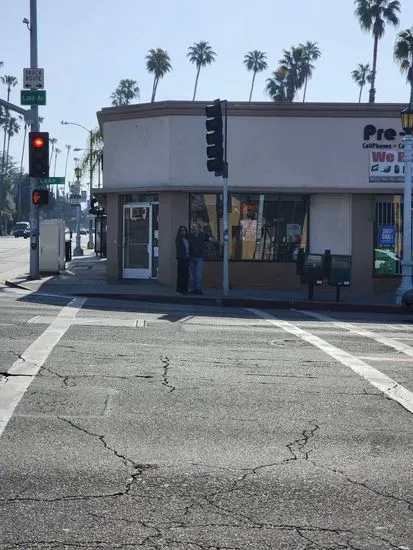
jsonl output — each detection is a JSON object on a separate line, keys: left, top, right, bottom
{"left": 29, "top": 0, "right": 40, "bottom": 279}
{"left": 222, "top": 100, "right": 229, "bottom": 297}
{"left": 205, "top": 99, "right": 229, "bottom": 296}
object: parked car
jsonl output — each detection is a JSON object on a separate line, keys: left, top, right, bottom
{"left": 79, "top": 228, "right": 88, "bottom": 236}
{"left": 14, "top": 222, "right": 30, "bottom": 239}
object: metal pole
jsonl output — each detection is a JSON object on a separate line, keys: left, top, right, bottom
{"left": 395, "top": 133, "right": 413, "bottom": 304}
{"left": 72, "top": 175, "right": 83, "bottom": 256}
{"left": 222, "top": 100, "right": 229, "bottom": 297}
{"left": 87, "top": 130, "right": 94, "bottom": 249}
{"left": 29, "top": 0, "right": 40, "bottom": 279}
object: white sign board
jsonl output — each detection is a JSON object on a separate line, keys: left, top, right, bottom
{"left": 369, "top": 150, "right": 412, "bottom": 183}
{"left": 23, "top": 68, "right": 44, "bottom": 89}
{"left": 81, "top": 190, "right": 87, "bottom": 202}
{"left": 69, "top": 198, "right": 81, "bottom": 205}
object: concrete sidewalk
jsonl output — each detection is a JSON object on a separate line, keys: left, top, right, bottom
{"left": 4, "top": 251, "right": 406, "bottom": 313}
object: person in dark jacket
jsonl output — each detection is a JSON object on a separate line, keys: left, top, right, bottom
{"left": 188, "top": 223, "right": 213, "bottom": 295}
{"left": 175, "top": 225, "right": 190, "bottom": 294}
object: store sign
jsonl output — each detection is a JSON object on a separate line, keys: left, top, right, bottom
{"left": 362, "top": 124, "right": 405, "bottom": 150}
{"left": 368, "top": 150, "right": 410, "bottom": 182}
{"left": 377, "top": 225, "right": 396, "bottom": 247}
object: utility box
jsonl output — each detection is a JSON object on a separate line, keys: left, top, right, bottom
{"left": 300, "top": 254, "right": 325, "bottom": 286}
{"left": 328, "top": 255, "right": 352, "bottom": 286}
{"left": 39, "top": 219, "right": 66, "bottom": 273}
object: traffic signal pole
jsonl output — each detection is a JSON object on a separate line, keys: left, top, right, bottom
{"left": 222, "top": 100, "right": 229, "bottom": 297}
{"left": 29, "top": 0, "right": 40, "bottom": 279}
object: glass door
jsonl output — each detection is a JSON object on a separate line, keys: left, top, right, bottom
{"left": 123, "top": 203, "right": 152, "bottom": 278}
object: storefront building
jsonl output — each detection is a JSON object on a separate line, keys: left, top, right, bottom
{"left": 95, "top": 100, "right": 409, "bottom": 293}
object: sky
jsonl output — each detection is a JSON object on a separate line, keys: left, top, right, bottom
{"left": 1, "top": 0, "right": 413, "bottom": 182}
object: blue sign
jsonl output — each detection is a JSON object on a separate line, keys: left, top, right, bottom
{"left": 377, "top": 225, "right": 396, "bottom": 246}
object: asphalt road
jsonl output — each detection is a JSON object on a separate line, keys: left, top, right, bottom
{"left": 0, "top": 236, "right": 30, "bottom": 284}
{"left": 1, "top": 288, "right": 413, "bottom": 549}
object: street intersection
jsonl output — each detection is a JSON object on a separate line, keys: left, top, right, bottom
{"left": 0, "top": 281, "right": 412, "bottom": 549}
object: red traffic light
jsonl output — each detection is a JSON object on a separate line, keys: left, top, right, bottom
{"left": 32, "top": 135, "right": 45, "bottom": 149}
{"left": 32, "top": 189, "right": 49, "bottom": 206}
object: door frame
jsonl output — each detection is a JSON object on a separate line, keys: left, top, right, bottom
{"left": 122, "top": 202, "right": 152, "bottom": 279}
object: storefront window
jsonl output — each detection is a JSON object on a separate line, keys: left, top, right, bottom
{"left": 374, "top": 196, "right": 402, "bottom": 277}
{"left": 190, "top": 193, "right": 309, "bottom": 262}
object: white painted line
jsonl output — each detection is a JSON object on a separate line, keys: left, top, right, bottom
{"left": 0, "top": 297, "right": 86, "bottom": 439}
{"left": 248, "top": 308, "right": 413, "bottom": 415}
{"left": 27, "top": 315, "right": 40, "bottom": 324}
{"left": 296, "top": 309, "right": 413, "bottom": 358}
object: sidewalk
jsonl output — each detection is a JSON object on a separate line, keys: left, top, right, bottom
{"left": 4, "top": 251, "right": 407, "bottom": 314}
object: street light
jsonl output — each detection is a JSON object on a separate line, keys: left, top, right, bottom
{"left": 395, "top": 104, "right": 413, "bottom": 304}
{"left": 72, "top": 166, "right": 83, "bottom": 257}
{"left": 61, "top": 120, "right": 94, "bottom": 250}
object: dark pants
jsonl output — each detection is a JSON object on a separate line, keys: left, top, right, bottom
{"left": 176, "top": 258, "right": 189, "bottom": 293}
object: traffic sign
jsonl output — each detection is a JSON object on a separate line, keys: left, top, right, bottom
{"left": 23, "top": 68, "right": 44, "bottom": 89}
{"left": 40, "top": 177, "right": 65, "bottom": 185}
{"left": 81, "top": 190, "right": 87, "bottom": 202}
{"left": 21, "top": 90, "right": 46, "bottom": 106}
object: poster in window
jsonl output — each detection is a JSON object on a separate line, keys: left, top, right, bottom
{"left": 377, "top": 225, "right": 396, "bottom": 247}
{"left": 241, "top": 219, "right": 257, "bottom": 241}
{"left": 286, "top": 224, "right": 301, "bottom": 244}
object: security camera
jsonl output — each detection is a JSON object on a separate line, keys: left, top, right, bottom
{"left": 23, "top": 17, "right": 29, "bottom": 24}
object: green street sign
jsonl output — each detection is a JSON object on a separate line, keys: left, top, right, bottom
{"left": 20, "top": 89, "right": 46, "bottom": 106}
{"left": 40, "top": 177, "right": 65, "bottom": 185}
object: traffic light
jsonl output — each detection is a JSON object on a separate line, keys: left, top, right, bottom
{"left": 89, "top": 196, "right": 98, "bottom": 215}
{"left": 32, "top": 189, "right": 49, "bottom": 206}
{"left": 29, "top": 132, "right": 49, "bottom": 178}
{"left": 205, "top": 99, "right": 223, "bottom": 177}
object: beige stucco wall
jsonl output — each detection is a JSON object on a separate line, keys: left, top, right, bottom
{"left": 106, "top": 193, "right": 120, "bottom": 279}
{"left": 352, "top": 195, "right": 374, "bottom": 292}
{"left": 99, "top": 103, "right": 406, "bottom": 194}
{"left": 158, "top": 192, "right": 189, "bottom": 286}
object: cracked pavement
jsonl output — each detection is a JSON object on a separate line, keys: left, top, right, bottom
{"left": 0, "top": 293, "right": 412, "bottom": 549}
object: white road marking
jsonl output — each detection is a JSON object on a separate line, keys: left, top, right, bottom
{"left": 0, "top": 297, "right": 86, "bottom": 439}
{"left": 248, "top": 308, "right": 413, "bottom": 415}
{"left": 27, "top": 315, "right": 41, "bottom": 324}
{"left": 296, "top": 309, "right": 413, "bottom": 358}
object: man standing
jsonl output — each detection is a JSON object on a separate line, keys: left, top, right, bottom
{"left": 188, "top": 223, "right": 211, "bottom": 295}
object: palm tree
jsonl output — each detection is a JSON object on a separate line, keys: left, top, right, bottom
{"left": 265, "top": 69, "right": 289, "bottom": 102}
{"left": 1, "top": 75, "right": 18, "bottom": 176}
{"left": 49, "top": 138, "right": 57, "bottom": 164}
{"left": 145, "top": 48, "right": 172, "bottom": 102}
{"left": 53, "top": 147, "right": 61, "bottom": 177}
{"left": 351, "top": 63, "right": 374, "bottom": 102}
{"left": 278, "top": 46, "right": 306, "bottom": 102}
{"left": 187, "top": 41, "right": 216, "bottom": 100}
{"left": 299, "top": 41, "right": 321, "bottom": 102}
{"left": 394, "top": 27, "right": 413, "bottom": 105}
{"left": 243, "top": 50, "right": 268, "bottom": 102}
{"left": 354, "top": 0, "right": 401, "bottom": 103}
{"left": 64, "top": 144, "right": 72, "bottom": 180}
{"left": 80, "top": 128, "right": 104, "bottom": 187}
{"left": 5, "top": 117, "right": 20, "bottom": 173}
{"left": 110, "top": 79, "right": 140, "bottom": 106}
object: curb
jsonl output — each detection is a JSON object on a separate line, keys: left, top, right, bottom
{"left": 72, "top": 292, "right": 405, "bottom": 314}
{"left": 4, "top": 280, "right": 407, "bottom": 314}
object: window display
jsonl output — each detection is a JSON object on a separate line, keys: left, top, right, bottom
{"left": 190, "top": 193, "right": 309, "bottom": 262}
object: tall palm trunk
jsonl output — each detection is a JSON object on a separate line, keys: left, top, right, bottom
{"left": 20, "top": 124, "right": 28, "bottom": 174}
{"left": 193, "top": 66, "right": 201, "bottom": 101}
{"left": 302, "top": 77, "right": 308, "bottom": 102}
{"left": 358, "top": 84, "right": 363, "bottom": 103}
{"left": 1, "top": 89, "right": 11, "bottom": 177}
{"left": 5, "top": 130, "right": 12, "bottom": 174}
{"left": 249, "top": 71, "right": 257, "bottom": 102}
{"left": 151, "top": 76, "right": 158, "bottom": 102}
{"left": 369, "top": 34, "right": 379, "bottom": 103}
